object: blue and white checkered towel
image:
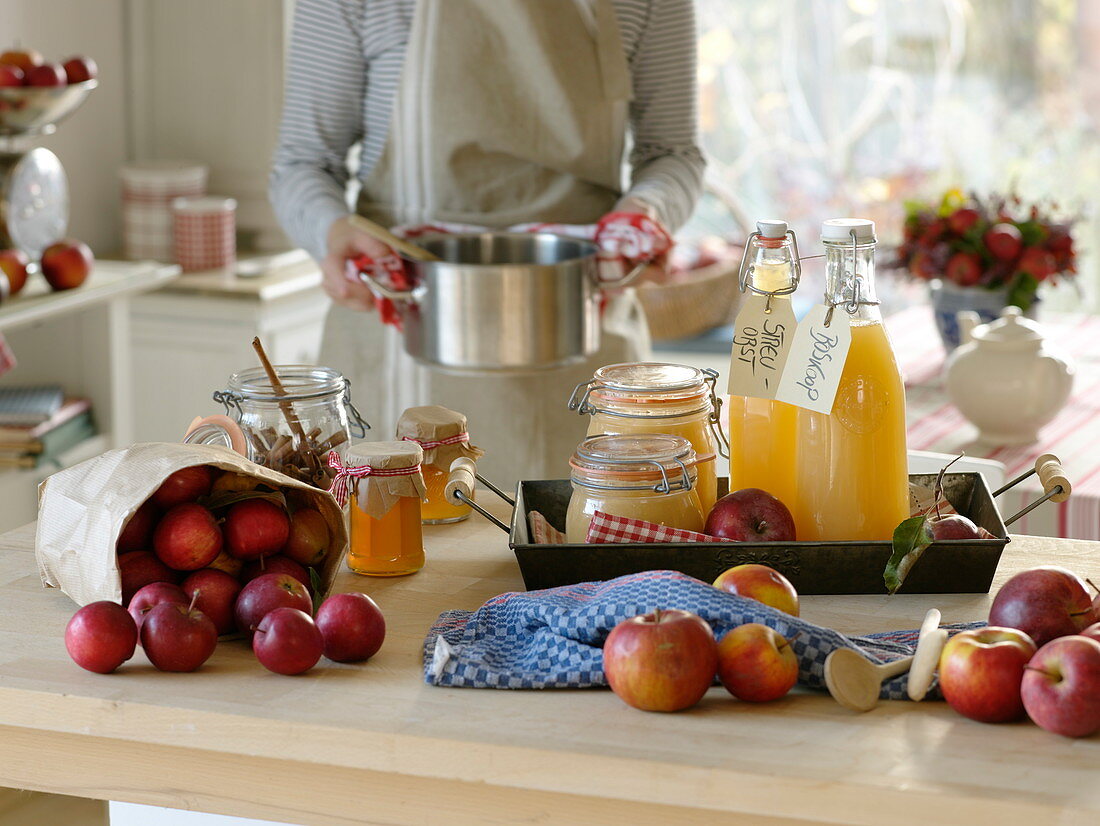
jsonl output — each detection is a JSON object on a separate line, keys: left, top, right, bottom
{"left": 424, "top": 570, "right": 979, "bottom": 700}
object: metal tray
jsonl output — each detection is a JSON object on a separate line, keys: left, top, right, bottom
{"left": 503, "top": 472, "right": 1012, "bottom": 595}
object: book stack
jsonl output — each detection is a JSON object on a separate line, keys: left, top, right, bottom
{"left": 0, "top": 386, "right": 95, "bottom": 470}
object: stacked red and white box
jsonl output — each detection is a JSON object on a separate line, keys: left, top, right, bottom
{"left": 172, "top": 196, "right": 237, "bottom": 272}
{"left": 120, "top": 161, "right": 208, "bottom": 261}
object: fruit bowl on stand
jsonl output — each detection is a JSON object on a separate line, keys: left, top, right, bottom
{"left": 0, "top": 80, "right": 97, "bottom": 137}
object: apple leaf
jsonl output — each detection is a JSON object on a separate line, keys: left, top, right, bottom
{"left": 884, "top": 515, "right": 934, "bottom": 595}
{"left": 199, "top": 488, "right": 286, "bottom": 512}
{"left": 308, "top": 566, "right": 324, "bottom": 616}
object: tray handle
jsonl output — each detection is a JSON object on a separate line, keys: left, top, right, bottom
{"left": 997, "top": 453, "right": 1072, "bottom": 527}
{"left": 446, "top": 457, "right": 512, "bottom": 533}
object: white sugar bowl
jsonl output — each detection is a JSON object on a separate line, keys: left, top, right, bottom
{"left": 945, "top": 307, "right": 1074, "bottom": 445}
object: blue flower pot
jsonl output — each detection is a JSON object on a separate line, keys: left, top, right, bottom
{"left": 929, "top": 280, "right": 1037, "bottom": 351}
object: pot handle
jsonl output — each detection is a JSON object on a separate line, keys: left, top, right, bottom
{"left": 357, "top": 267, "right": 421, "bottom": 302}
{"left": 595, "top": 257, "right": 653, "bottom": 289}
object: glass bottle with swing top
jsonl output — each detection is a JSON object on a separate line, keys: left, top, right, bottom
{"left": 791, "top": 219, "right": 909, "bottom": 541}
{"left": 727, "top": 220, "right": 802, "bottom": 517}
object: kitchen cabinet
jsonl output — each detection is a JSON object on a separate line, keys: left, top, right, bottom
{"left": 0, "top": 261, "right": 178, "bottom": 532}
{"left": 129, "top": 256, "right": 329, "bottom": 444}
{"left": 0, "top": 498, "right": 1096, "bottom": 825}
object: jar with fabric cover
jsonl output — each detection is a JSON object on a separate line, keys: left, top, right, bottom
{"left": 191, "top": 365, "right": 368, "bottom": 490}
{"left": 565, "top": 433, "right": 706, "bottom": 543}
{"left": 396, "top": 405, "right": 484, "bottom": 524}
{"left": 329, "top": 440, "right": 427, "bottom": 577}
{"left": 568, "top": 363, "right": 726, "bottom": 515}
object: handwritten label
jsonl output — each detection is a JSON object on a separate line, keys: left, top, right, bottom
{"left": 774, "top": 304, "right": 852, "bottom": 414}
{"left": 726, "top": 293, "right": 797, "bottom": 400}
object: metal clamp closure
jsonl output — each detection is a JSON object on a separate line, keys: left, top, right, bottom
{"left": 701, "top": 368, "right": 730, "bottom": 459}
{"left": 738, "top": 229, "right": 802, "bottom": 313}
{"left": 213, "top": 390, "right": 244, "bottom": 420}
{"left": 568, "top": 379, "right": 597, "bottom": 415}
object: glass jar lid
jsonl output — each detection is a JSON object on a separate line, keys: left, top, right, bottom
{"left": 345, "top": 439, "right": 423, "bottom": 470}
{"left": 226, "top": 365, "right": 345, "bottom": 402}
{"left": 570, "top": 362, "right": 717, "bottom": 418}
{"left": 570, "top": 434, "right": 701, "bottom": 493}
{"left": 593, "top": 362, "right": 704, "bottom": 393}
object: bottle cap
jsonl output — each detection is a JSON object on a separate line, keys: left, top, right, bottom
{"left": 821, "top": 218, "right": 876, "bottom": 243}
{"left": 756, "top": 219, "right": 789, "bottom": 239}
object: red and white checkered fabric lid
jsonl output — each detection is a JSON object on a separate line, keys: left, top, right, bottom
{"left": 585, "top": 510, "right": 722, "bottom": 544}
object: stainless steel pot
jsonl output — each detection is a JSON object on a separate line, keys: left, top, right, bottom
{"left": 359, "top": 232, "right": 645, "bottom": 374}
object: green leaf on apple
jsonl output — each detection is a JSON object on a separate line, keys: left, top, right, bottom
{"left": 199, "top": 488, "right": 287, "bottom": 513}
{"left": 309, "top": 566, "right": 324, "bottom": 616}
{"left": 884, "top": 515, "right": 934, "bottom": 595}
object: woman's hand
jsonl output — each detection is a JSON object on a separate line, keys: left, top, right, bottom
{"left": 321, "top": 216, "right": 404, "bottom": 313}
{"left": 595, "top": 204, "right": 674, "bottom": 284}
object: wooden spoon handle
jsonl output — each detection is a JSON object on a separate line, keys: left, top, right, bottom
{"left": 347, "top": 214, "right": 441, "bottom": 262}
{"left": 877, "top": 654, "right": 915, "bottom": 680}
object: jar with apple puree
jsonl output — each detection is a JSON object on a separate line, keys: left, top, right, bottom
{"left": 566, "top": 433, "right": 708, "bottom": 543}
{"left": 334, "top": 440, "right": 427, "bottom": 577}
{"left": 568, "top": 363, "right": 727, "bottom": 515}
{"left": 395, "top": 405, "right": 484, "bottom": 524}
{"left": 197, "top": 366, "right": 369, "bottom": 490}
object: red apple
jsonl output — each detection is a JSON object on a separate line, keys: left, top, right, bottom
{"left": 1021, "top": 635, "right": 1100, "bottom": 737}
{"left": 116, "top": 500, "right": 159, "bottom": 554}
{"left": 153, "top": 503, "right": 223, "bottom": 571}
{"left": 150, "top": 465, "right": 215, "bottom": 509}
{"left": 234, "top": 573, "right": 312, "bottom": 639}
{"left": 127, "top": 582, "right": 189, "bottom": 636}
{"left": 716, "top": 623, "right": 798, "bottom": 702}
{"left": 928, "top": 514, "right": 982, "bottom": 540}
{"left": 938, "top": 626, "right": 1037, "bottom": 723}
{"left": 40, "top": 239, "right": 93, "bottom": 290}
{"left": 140, "top": 599, "right": 218, "bottom": 672}
{"left": 252, "top": 607, "right": 324, "bottom": 675}
{"left": 65, "top": 601, "right": 137, "bottom": 674}
{"left": 62, "top": 56, "right": 97, "bottom": 84}
{"left": 989, "top": 566, "right": 1097, "bottom": 647}
{"left": 1018, "top": 246, "right": 1057, "bottom": 281}
{"left": 945, "top": 252, "right": 983, "bottom": 287}
{"left": 948, "top": 207, "right": 981, "bottom": 235}
{"left": 242, "top": 555, "right": 310, "bottom": 592}
{"left": 0, "top": 64, "right": 22, "bottom": 87}
{"left": 704, "top": 488, "right": 796, "bottom": 542}
{"left": 180, "top": 568, "right": 242, "bottom": 635}
{"left": 25, "top": 62, "right": 65, "bottom": 87}
{"left": 0, "top": 48, "right": 43, "bottom": 74}
{"left": 224, "top": 499, "right": 290, "bottom": 561}
{"left": 984, "top": 223, "right": 1023, "bottom": 261}
{"left": 1080, "top": 622, "right": 1100, "bottom": 644}
{"left": 117, "top": 550, "right": 179, "bottom": 606}
{"left": 0, "top": 249, "right": 29, "bottom": 296}
{"left": 282, "top": 508, "right": 330, "bottom": 567}
{"left": 602, "top": 608, "right": 717, "bottom": 712}
{"left": 315, "top": 592, "right": 386, "bottom": 663}
{"left": 712, "top": 563, "right": 800, "bottom": 617}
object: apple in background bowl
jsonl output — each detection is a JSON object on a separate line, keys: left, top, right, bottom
{"left": 0, "top": 48, "right": 43, "bottom": 75}
{"left": 1022, "top": 635, "right": 1100, "bottom": 738}
{"left": 716, "top": 623, "right": 798, "bottom": 702}
{"left": 938, "top": 626, "right": 1037, "bottom": 723}
{"left": 25, "top": 62, "right": 65, "bottom": 87}
{"left": 0, "top": 249, "right": 29, "bottom": 297}
{"left": 0, "top": 64, "right": 23, "bottom": 88}
{"left": 62, "top": 56, "right": 97, "bottom": 84}
{"left": 602, "top": 608, "right": 717, "bottom": 713}
{"left": 713, "top": 563, "right": 799, "bottom": 617}
{"left": 704, "top": 488, "right": 796, "bottom": 543}
{"left": 41, "top": 239, "right": 93, "bottom": 291}
{"left": 988, "top": 566, "right": 1097, "bottom": 647}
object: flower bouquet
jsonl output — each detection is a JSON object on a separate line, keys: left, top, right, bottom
{"left": 895, "top": 190, "right": 1077, "bottom": 312}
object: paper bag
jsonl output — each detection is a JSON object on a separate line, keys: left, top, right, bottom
{"left": 35, "top": 442, "right": 348, "bottom": 607}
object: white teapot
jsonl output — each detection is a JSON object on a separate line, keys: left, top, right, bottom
{"left": 945, "top": 306, "right": 1074, "bottom": 445}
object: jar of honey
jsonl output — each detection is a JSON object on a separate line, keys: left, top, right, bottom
{"left": 396, "top": 405, "right": 484, "bottom": 524}
{"left": 565, "top": 433, "right": 707, "bottom": 543}
{"left": 569, "top": 363, "right": 726, "bottom": 515}
{"left": 335, "top": 441, "right": 427, "bottom": 577}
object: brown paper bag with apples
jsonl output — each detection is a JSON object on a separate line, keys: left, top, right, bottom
{"left": 35, "top": 442, "right": 348, "bottom": 607}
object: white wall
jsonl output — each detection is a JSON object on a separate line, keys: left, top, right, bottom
{"left": 0, "top": 0, "right": 128, "bottom": 254}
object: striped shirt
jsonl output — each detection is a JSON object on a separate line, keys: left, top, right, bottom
{"left": 270, "top": 0, "right": 705, "bottom": 260}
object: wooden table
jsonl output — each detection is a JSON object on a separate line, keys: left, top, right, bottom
{"left": 1, "top": 500, "right": 1097, "bottom": 826}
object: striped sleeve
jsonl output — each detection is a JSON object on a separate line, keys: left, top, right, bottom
{"left": 269, "top": 0, "right": 366, "bottom": 260}
{"left": 621, "top": 0, "right": 706, "bottom": 233}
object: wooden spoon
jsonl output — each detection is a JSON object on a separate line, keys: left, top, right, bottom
{"left": 824, "top": 608, "right": 944, "bottom": 712}
{"left": 348, "top": 214, "right": 441, "bottom": 262}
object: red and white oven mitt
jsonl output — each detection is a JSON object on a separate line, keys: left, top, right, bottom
{"left": 594, "top": 211, "right": 674, "bottom": 282}
{"left": 347, "top": 251, "right": 411, "bottom": 330}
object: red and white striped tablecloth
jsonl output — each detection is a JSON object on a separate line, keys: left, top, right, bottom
{"left": 886, "top": 306, "right": 1100, "bottom": 540}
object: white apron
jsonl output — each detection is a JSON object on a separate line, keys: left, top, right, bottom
{"left": 320, "top": 0, "right": 650, "bottom": 487}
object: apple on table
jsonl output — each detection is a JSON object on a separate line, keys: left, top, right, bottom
{"left": 65, "top": 601, "right": 137, "bottom": 674}
{"left": 989, "top": 566, "right": 1097, "bottom": 647}
{"left": 712, "top": 563, "right": 800, "bottom": 617}
{"left": 234, "top": 572, "right": 313, "bottom": 639}
{"left": 253, "top": 607, "right": 324, "bottom": 676}
{"left": 0, "top": 249, "right": 29, "bottom": 298}
{"left": 127, "top": 581, "right": 189, "bottom": 636}
{"left": 315, "top": 592, "right": 386, "bottom": 663}
{"left": 140, "top": 597, "right": 218, "bottom": 673}
{"left": 937, "top": 626, "right": 1037, "bottom": 723}
{"left": 1022, "top": 635, "right": 1100, "bottom": 737}
{"left": 41, "top": 239, "right": 94, "bottom": 291}
{"left": 716, "top": 623, "right": 798, "bottom": 702}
